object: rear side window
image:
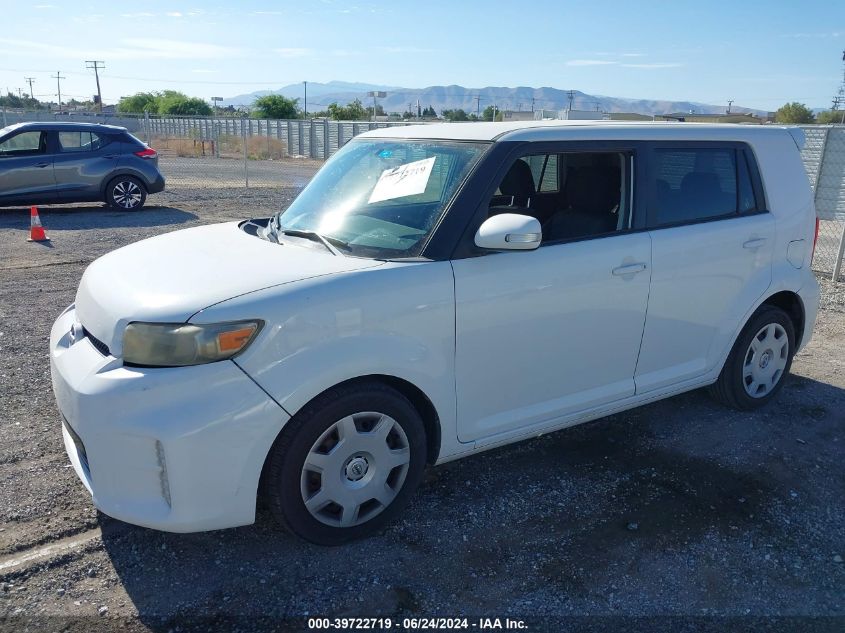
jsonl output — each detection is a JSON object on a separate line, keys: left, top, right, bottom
{"left": 58, "top": 131, "right": 109, "bottom": 152}
{"left": 651, "top": 146, "right": 760, "bottom": 227}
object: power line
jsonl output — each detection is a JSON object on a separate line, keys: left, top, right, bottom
{"left": 85, "top": 61, "right": 105, "bottom": 111}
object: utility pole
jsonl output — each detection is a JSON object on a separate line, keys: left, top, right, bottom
{"left": 567, "top": 90, "right": 575, "bottom": 111}
{"left": 303, "top": 81, "right": 307, "bottom": 119}
{"left": 727, "top": 99, "right": 734, "bottom": 114}
{"left": 52, "top": 71, "right": 66, "bottom": 110}
{"left": 24, "top": 77, "right": 35, "bottom": 99}
{"left": 531, "top": 96, "right": 536, "bottom": 113}
{"left": 474, "top": 95, "right": 481, "bottom": 119}
{"left": 85, "top": 61, "right": 105, "bottom": 112}
{"left": 832, "top": 49, "right": 845, "bottom": 125}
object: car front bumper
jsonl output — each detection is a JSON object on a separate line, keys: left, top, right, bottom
{"left": 50, "top": 304, "right": 289, "bottom": 532}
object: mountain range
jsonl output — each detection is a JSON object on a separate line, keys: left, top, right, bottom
{"left": 223, "top": 81, "right": 767, "bottom": 117}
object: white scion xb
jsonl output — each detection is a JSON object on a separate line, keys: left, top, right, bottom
{"left": 50, "top": 121, "right": 820, "bottom": 544}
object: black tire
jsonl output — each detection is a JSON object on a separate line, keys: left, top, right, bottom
{"left": 708, "top": 305, "right": 795, "bottom": 410}
{"left": 105, "top": 175, "right": 147, "bottom": 210}
{"left": 264, "top": 381, "right": 427, "bottom": 545}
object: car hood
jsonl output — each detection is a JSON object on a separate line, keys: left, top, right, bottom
{"left": 74, "top": 221, "right": 384, "bottom": 356}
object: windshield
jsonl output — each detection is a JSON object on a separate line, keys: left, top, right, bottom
{"left": 274, "top": 139, "right": 488, "bottom": 258}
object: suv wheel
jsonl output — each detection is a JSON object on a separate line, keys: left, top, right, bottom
{"left": 106, "top": 176, "right": 147, "bottom": 210}
{"left": 709, "top": 305, "right": 795, "bottom": 410}
{"left": 264, "top": 381, "right": 427, "bottom": 545}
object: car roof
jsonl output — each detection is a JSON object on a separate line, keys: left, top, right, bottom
{"left": 357, "top": 120, "right": 802, "bottom": 146}
{"left": 0, "top": 121, "right": 128, "bottom": 134}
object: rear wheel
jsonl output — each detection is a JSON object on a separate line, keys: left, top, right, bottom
{"left": 709, "top": 306, "right": 795, "bottom": 410}
{"left": 106, "top": 176, "right": 147, "bottom": 210}
{"left": 264, "top": 381, "right": 427, "bottom": 545}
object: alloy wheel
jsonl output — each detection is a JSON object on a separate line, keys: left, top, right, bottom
{"left": 112, "top": 180, "right": 143, "bottom": 209}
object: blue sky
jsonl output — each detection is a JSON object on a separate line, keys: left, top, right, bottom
{"left": 1, "top": 0, "right": 842, "bottom": 111}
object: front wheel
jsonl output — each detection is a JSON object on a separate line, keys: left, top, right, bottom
{"left": 709, "top": 306, "right": 795, "bottom": 410}
{"left": 106, "top": 176, "right": 147, "bottom": 210}
{"left": 264, "top": 381, "right": 427, "bottom": 545}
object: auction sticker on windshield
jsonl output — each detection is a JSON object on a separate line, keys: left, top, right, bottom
{"left": 368, "top": 156, "right": 436, "bottom": 204}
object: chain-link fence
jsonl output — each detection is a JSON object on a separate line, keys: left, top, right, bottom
{"left": 800, "top": 125, "right": 845, "bottom": 283}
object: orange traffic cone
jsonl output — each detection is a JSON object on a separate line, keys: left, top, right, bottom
{"left": 27, "top": 206, "right": 50, "bottom": 242}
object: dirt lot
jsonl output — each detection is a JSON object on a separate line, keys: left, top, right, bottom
{"left": 0, "top": 162, "right": 843, "bottom": 632}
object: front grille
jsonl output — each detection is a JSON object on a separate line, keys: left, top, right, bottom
{"left": 83, "top": 328, "right": 111, "bottom": 356}
{"left": 62, "top": 417, "right": 91, "bottom": 477}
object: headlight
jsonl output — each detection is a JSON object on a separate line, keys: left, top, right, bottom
{"left": 123, "top": 320, "right": 262, "bottom": 367}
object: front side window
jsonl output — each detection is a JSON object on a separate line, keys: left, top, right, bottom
{"left": 275, "top": 139, "right": 487, "bottom": 258}
{"left": 0, "top": 131, "right": 45, "bottom": 156}
{"left": 652, "top": 147, "right": 756, "bottom": 226}
{"left": 487, "top": 151, "right": 630, "bottom": 243}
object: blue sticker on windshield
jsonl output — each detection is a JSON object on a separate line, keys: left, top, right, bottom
{"left": 378, "top": 149, "right": 393, "bottom": 158}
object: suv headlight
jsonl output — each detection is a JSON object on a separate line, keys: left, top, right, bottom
{"left": 123, "top": 320, "right": 262, "bottom": 367}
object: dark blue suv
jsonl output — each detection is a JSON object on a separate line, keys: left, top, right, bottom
{"left": 0, "top": 121, "right": 165, "bottom": 210}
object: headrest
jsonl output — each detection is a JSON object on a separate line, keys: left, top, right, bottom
{"left": 499, "top": 160, "right": 536, "bottom": 198}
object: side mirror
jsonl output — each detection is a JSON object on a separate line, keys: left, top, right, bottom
{"left": 474, "top": 213, "right": 542, "bottom": 251}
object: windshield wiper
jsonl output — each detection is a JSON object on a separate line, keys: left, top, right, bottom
{"left": 279, "top": 228, "right": 348, "bottom": 256}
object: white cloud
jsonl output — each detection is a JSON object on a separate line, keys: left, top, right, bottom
{"left": 34, "top": 4, "right": 55, "bottom": 8}
{"left": 377, "top": 46, "right": 439, "bottom": 54}
{"left": 784, "top": 32, "right": 841, "bottom": 38}
{"left": 165, "top": 12, "right": 183, "bottom": 17}
{"left": 120, "top": 12, "right": 155, "bottom": 18}
{"left": 621, "top": 62, "right": 683, "bottom": 69}
{"left": 621, "top": 53, "right": 646, "bottom": 58}
{"left": 273, "top": 47, "right": 313, "bottom": 58}
{"left": 566, "top": 59, "right": 618, "bottom": 66}
{"left": 0, "top": 37, "right": 245, "bottom": 61}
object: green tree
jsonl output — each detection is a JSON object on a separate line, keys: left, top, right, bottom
{"left": 326, "top": 98, "right": 369, "bottom": 120}
{"left": 482, "top": 105, "right": 503, "bottom": 122}
{"left": 252, "top": 94, "right": 299, "bottom": 119}
{"left": 816, "top": 110, "right": 845, "bottom": 124}
{"left": 422, "top": 105, "right": 437, "bottom": 117}
{"left": 442, "top": 108, "right": 469, "bottom": 121}
{"left": 0, "top": 92, "right": 45, "bottom": 109}
{"left": 774, "top": 102, "right": 816, "bottom": 124}
{"left": 161, "top": 96, "right": 212, "bottom": 116}
{"left": 117, "top": 92, "right": 159, "bottom": 113}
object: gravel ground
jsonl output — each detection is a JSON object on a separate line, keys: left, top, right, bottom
{"left": 0, "top": 162, "right": 843, "bottom": 632}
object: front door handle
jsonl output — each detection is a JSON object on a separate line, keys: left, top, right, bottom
{"left": 743, "top": 238, "right": 767, "bottom": 249}
{"left": 34, "top": 162, "right": 50, "bottom": 168}
{"left": 612, "top": 263, "right": 647, "bottom": 276}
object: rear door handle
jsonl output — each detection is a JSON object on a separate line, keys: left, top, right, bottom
{"left": 743, "top": 238, "right": 767, "bottom": 249}
{"left": 612, "top": 263, "right": 647, "bottom": 276}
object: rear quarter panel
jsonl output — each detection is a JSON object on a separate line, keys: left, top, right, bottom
{"left": 751, "top": 131, "right": 817, "bottom": 292}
